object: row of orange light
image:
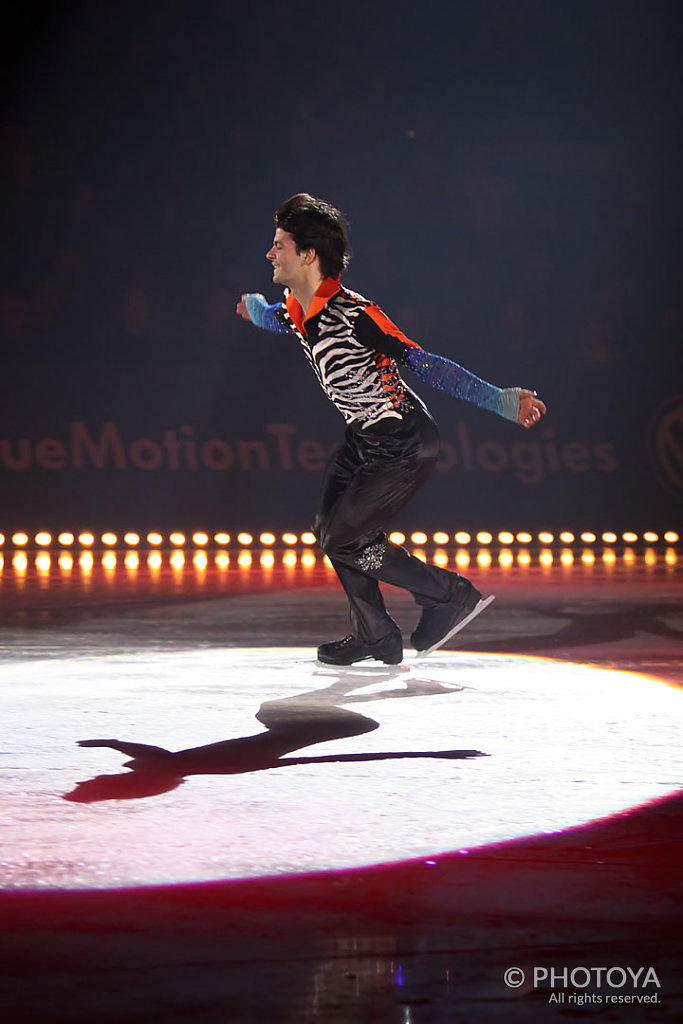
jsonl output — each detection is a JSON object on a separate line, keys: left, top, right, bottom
{"left": 6, "top": 550, "right": 318, "bottom": 572}
{"left": 1, "top": 529, "right": 679, "bottom": 549}
{"left": 3, "top": 546, "right": 677, "bottom": 575}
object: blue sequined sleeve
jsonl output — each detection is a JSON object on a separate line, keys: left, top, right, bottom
{"left": 244, "top": 294, "right": 291, "bottom": 335}
{"left": 405, "top": 348, "right": 521, "bottom": 423}
{"left": 353, "top": 309, "right": 521, "bottom": 424}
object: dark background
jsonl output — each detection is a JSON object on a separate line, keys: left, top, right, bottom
{"left": 1, "top": 0, "right": 681, "bottom": 534}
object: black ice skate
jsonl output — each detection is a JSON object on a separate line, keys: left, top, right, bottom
{"left": 317, "top": 632, "right": 403, "bottom": 666}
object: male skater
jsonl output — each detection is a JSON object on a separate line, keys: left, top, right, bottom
{"left": 236, "top": 194, "right": 546, "bottom": 666}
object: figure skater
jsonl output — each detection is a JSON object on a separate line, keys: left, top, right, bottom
{"left": 237, "top": 194, "right": 546, "bottom": 665}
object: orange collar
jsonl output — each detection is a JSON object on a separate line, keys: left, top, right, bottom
{"left": 285, "top": 277, "right": 341, "bottom": 336}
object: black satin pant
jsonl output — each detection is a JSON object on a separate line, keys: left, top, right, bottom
{"left": 313, "top": 399, "right": 462, "bottom": 643}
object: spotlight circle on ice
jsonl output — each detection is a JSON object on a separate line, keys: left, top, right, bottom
{"left": 1, "top": 647, "right": 680, "bottom": 889}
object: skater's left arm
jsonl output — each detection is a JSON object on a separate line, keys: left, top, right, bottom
{"left": 356, "top": 307, "right": 546, "bottom": 428}
{"left": 405, "top": 347, "right": 546, "bottom": 428}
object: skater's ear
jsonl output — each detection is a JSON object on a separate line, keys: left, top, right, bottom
{"left": 300, "top": 246, "right": 318, "bottom": 267}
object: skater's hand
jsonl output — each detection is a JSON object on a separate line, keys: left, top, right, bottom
{"left": 518, "top": 390, "right": 547, "bottom": 429}
{"left": 236, "top": 294, "right": 252, "bottom": 321}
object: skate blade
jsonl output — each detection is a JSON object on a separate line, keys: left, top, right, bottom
{"left": 315, "top": 661, "right": 408, "bottom": 676}
{"left": 419, "top": 594, "right": 496, "bottom": 657}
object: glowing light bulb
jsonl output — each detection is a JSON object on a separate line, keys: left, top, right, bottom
{"left": 389, "top": 531, "right": 406, "bottom": 545}
{"left": 580, "top": 532, "right": 596, "bottom": 544}
{"left": 214, "top": 532, "right": 230, "bottom": 546}
{"left": 498, "top": 532, "right": 514, "bottom": 545}
{"left": 58, "top": 532, "right": 74, "bottom": 546}
{"left": 259, "top": 532, "right": 276, "bottom": 546}
{"left": 411, "top": 532, "right": 428, "bottom": 545}
{"left": 124, "top": 533, "right": 140, "bottom": 546}
{"left": 538, "top": 532, "right": 554, "bottom": 545}
{"left": 12, "top": 533, "right": 28, "bottom": 546}
{"left": 516, "top": 532, "right": 532, "bottom": 544}
{"left": 301, "top": 532, "right": 317, "bottom": 545}
{"left": 237, "top": 532, "right": 253, "bottom": 546}
{"left": 147, "top": 533, "right": 163, "bottom": 546}
{"left": 560, "top": 531, "right": 575, "bottom": 544}
{"left": 433, "top": 532, "right": 450, "bottom": 545}
{"left": 282, "top": 533, "right": 298, "bottom": 546}
{"left": 192, "top": 532, "right": 209, "bottom": 546}
{"left": 78, "top": 533, "right": 95, "bottom": 547}
{"left": 455, "top": 532, "right": 471, "bottom": 545}
{"left": 101, "top": 533, "right": 118, "bottom": 547}
{"left": 35, "top": 532, "right": 52, "bottom": 547}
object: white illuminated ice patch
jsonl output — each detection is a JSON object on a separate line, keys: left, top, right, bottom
{"left": 0, "top": 648, "right": 681, "bottom": 888}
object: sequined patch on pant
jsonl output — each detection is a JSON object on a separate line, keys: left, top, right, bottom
{"left": 357, "top": 540, "right": 386, "bottom": 571}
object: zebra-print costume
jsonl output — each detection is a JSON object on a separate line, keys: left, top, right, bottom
{"left": 244, "top": 278, "right": 522, "bottom": 426}
{"left": 275, "top": 280, "right": 421, "bottom": 428}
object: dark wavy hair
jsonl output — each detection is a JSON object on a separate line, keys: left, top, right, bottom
{"left": 275, "top": 193, "right": 351, "bottom": 279}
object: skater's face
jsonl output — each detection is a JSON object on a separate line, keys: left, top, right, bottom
{"left": 266, "top": 228, "right": 313, "bottom": 289}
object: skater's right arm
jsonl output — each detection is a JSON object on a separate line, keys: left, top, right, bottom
{"left": 236, "top": 293, "right": 291, "bottom": 335}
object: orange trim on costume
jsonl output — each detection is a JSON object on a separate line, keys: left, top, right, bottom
{"left": 372, "top": 350, "right": 404, "bottom": 408}
{"left": 364, "top": 304, "right": 423, "bottom": 350}
{"left": 285, "top": 277, "right": 341, "bottom": 336}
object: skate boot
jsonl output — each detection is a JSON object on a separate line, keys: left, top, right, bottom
{"left": 317, "top": 632, "right": 403, "bottom": 666}
{"left": 411, "top": 580, "right": 495, "bottom": 655}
